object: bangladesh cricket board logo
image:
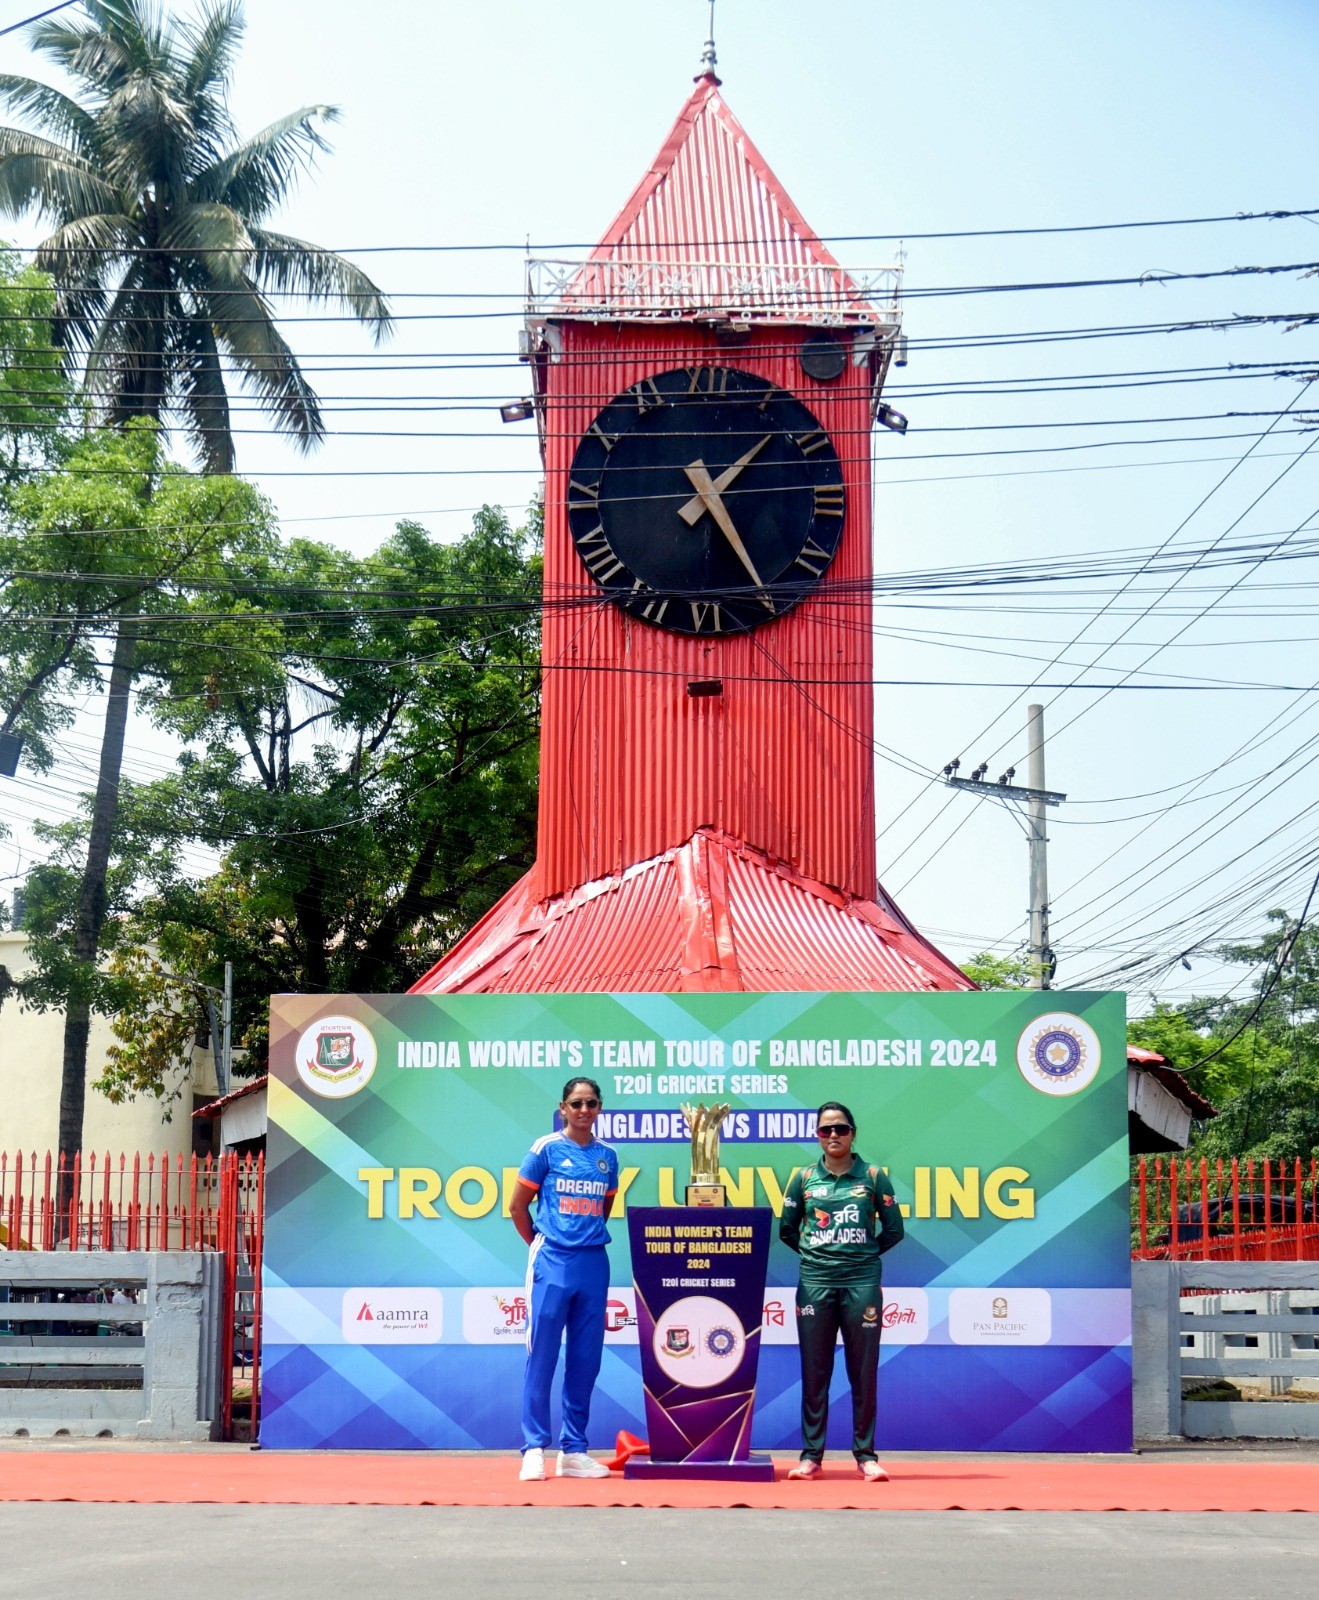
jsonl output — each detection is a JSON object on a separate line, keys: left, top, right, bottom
{"left": 1015, "top": 1011, "right": 1100, "bottom": 1097}
{"left": 294, "top": 1014, "right": 378, "bottom": 1099}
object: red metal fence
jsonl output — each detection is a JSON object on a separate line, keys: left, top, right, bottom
{"left": 0, "top": 1149, "right": 264, "bottom": 1439}
{"left": 7, "top": 1147, "right": 1318, "bottom": 1433}
{"left": 1134, "top": 1156, "right": 1319, "bottom": 1262}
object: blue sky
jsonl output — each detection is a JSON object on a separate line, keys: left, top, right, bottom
{"left": 2, "top": 0, "right": 1318, "bottom": 1007}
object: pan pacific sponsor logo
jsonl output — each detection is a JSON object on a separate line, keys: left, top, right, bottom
{"left": 948, "top": 1288, "right": 1052, "bottom": 1345}
{"left": 1016, "top": 1012, "right": 1100, "bottom": 1097}
{"left": 342, "top": 1287, "right": 442, "bottom": 1344}
{"left": 295, "top": 1015, "right": 377, "bottom": 1099}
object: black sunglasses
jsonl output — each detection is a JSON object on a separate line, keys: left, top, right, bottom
{"left": 817, "top": 1123, "right": 853, "bottom": 1138}
{"left": 566, "top": 1097, "right": 601, "bottom": 1109}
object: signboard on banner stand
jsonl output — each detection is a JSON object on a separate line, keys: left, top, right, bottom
{"left": 260, "top": 989, "right": 1130, "bottom": 1454}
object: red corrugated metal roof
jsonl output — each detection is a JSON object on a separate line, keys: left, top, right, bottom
{"left": 592, "top": 75, "right": 841, "bottom": 269}
{"left": 547, "top": 77, "right": 882, "bottom": 324}
{"left": 411, "top": 828, "right": 974, "bottom": 995}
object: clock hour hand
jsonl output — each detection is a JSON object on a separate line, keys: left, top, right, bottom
{"left": 678, "top": 434, "right": 772, "bottom": 526}
{"left": 682, "top": 461, "right": 776, "bottom": 612}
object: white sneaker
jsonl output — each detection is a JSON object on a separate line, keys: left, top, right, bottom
{"left": 556, "top": 1450, "right": 610, "bottom": 1479}
{"left": 519, "top": 1447, "right": 546, "bottom": 1481}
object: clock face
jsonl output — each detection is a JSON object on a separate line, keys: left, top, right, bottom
{"left": 566, "top": 365, "right": 845, "bottom": 636}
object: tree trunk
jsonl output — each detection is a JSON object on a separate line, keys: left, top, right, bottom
{"left": 56, "top": 596, "right": 140, "bottom": 1227}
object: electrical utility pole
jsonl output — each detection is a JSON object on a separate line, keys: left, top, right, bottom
{"left": 941, "top": 703, "right": 1067, "bottom": 989}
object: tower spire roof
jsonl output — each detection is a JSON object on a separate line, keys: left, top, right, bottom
{"left": 695, "top": 0, "right": 721, "bottom": 83}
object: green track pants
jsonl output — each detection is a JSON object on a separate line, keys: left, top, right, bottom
{"left": 795, "top": 1277, "right": 884, "bottom": 1461}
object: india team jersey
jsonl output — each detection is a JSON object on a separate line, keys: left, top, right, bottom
{"left": 517, "top": 1132, "right": 619, "bottom": 1249}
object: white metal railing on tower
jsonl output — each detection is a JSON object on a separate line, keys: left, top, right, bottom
{"left": 525, "top": 255, "right": 902, "bottom": 329}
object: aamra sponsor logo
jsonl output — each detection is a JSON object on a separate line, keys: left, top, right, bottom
{"left": 295, "top": 1015, "right": 378, "bottom": 1099}
{"left": 1015, "top": 1012, "right": 1100, "bottom": 1098}
{"left": 342, "top": 1287, "right": 442, "bottom": 1344}
{"left": 948, "top": 1287, "right": 1052, "bottom": 1345}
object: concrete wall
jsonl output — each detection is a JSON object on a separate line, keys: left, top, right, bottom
{"left": 0, "top": 930, "right": 217, "bottom": 1157}
{"left": 1134, "top": 1260, "right": 1319, "bottom": 1441}
{"left": 0, "top": 1250, "right": 224, "bottom": 1440}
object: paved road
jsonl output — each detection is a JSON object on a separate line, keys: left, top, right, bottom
{"left": 2, "top": 1504, "right": 1317, "bottom": 1598}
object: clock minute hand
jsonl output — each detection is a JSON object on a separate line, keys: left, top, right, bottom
{"left": 678, "top": 434, "right": 772, "bottom": 527}
{"left": 682, "top": 462, "right": 776, "bottom": 613}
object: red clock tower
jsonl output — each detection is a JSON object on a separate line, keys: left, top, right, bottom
{"left": 413, "top": 55, "right": 970, "bottom": 996}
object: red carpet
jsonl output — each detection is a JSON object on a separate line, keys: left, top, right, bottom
{"left": 2, "top": 1453, "right": 1318, "bottom": 1511}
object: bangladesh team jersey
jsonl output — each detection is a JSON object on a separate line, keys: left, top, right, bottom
{"left": 517, "top": 1131, "right": 619, "bottom": 1250}
{"left": 779, "top": 1156, "right": 904, "bottom": 1283}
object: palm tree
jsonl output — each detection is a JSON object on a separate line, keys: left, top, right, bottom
{"left": 0, "top": 0, "right": 391, "bottom": 1189}
{"left": 0, "top": 0, "right": 391, "bottom": 472}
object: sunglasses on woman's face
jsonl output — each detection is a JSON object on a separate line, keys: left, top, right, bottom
{"left": 566, "top": 1098, "right": 600, "bottom": 1110}
{"left": 817, "top": 1123, "right": 853, "bottom": 1138}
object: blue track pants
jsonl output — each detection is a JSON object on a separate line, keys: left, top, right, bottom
{"left": 521, "top": 1237, "right": 609, "bottom": 1454}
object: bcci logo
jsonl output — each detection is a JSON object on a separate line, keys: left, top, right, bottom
{"left": 1015, "top": 1012, "right": 1100, "bottom": 1098}
{"left": 294, "top": 1014, "right": 378, "bottom": 1099}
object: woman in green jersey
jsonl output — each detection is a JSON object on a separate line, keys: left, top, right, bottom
{"left": 779, "top": 1100, "right": 904, "bottom": 1482}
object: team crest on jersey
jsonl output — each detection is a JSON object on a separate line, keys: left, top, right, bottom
{"left": 665, "top": 1326, "right": 692, "bottom": 1355}
{"left": 596, "top": 1158, "right": 609, "bottom": 1173}
{"left": 850, "top": 1186, "right": 866, "bottom": 1197}
{"left": 863, "top": 1304, "right": 879, "bottom": 1324}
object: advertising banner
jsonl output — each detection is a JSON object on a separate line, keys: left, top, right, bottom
{"left": 628, "top": 1206, "right": 773, "bottom": 1475}
{"left": 261, "top": 989, "right": 1130, "bottom": 1452}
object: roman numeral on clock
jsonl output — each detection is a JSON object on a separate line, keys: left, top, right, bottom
{"left": 567, "top": 478, "right": 600, "bottom": 514}
{"left": 576, "top": 525, "right": 625, "bottom": 583}
{"left": 813, "top": 485, "right": 845, "bottom": 518}
{"left": 686, "top": 365, "right": 729, "bottom": 395}
{"left": 793, "top": 537, "right": 833, "bottom": 577}
{"left": 629, "top": 582, "right": 670, "bottom": 626}
{"left": 632, "top": 376, "right": 663, "bottom": 413}
{"left": 689, "top": 599, "right": 724, "bottom": 632}
{"left": 588, "top": 421, "right": 620, "bottom": 453}
{"left": 793, "top": 430, "right": 829, "bottom": 456}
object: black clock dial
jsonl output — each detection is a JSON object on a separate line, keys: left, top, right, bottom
{"left": 566, "top": 365, "right": 845, "bottom": 636}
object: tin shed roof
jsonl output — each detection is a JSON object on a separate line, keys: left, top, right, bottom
{"left": 410, "top": 828, "right": 974, "bottom": 995}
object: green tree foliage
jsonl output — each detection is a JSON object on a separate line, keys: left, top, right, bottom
{"left": 3, "top": 421, "right": 276, "bottom": 1152}
{"left": 0, "top": 0, "right": 390, "bottom": 472}
{"left": 1130, "top": 911, "right": 1319, "bottom": 1159}
{"left": 96, "top": 504, "right": 542, "bottom": 1099}
{"left": 0, "top": 244, "right": 68, "bottom": 482}
{"left": 959, "top": 949, "right": 1035, "bottom": 989}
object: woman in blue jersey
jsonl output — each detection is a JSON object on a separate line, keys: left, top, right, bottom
{"left": 510, "top": 1075, "right": 619, "bottom": 1481}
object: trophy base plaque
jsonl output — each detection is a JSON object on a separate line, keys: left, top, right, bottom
{"left": 685, "top": 1183, "right": 725, "bottom": 1207}
{"left": 624, "top": 1451, "right": 775, "bottom": 1483}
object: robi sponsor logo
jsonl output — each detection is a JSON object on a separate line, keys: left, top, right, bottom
{"left": 341, "top": 1287, "right": 442, "bottom": 1344}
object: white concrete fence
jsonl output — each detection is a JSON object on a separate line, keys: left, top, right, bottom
{"left": 0, "top": 1251, "right": 225, "bottom": 1440}
{"left": 1134, "top": 1260, "right": 1319, "bottom": 1440}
